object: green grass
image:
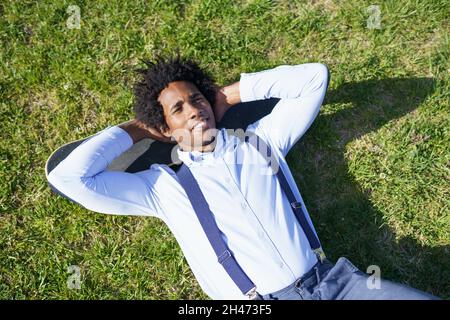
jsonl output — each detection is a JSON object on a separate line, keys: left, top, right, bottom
{"left": 0, "top": 0, "right": 448, "bottom": 299}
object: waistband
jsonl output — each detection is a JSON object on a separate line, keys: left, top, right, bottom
{"left": 260, "top": 259, "right": 334, "bottom": 300}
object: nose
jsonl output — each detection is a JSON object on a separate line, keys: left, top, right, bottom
{"left": 185, "top": 102, "right": 204, "bottom": 120}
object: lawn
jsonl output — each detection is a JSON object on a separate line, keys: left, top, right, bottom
{"left": 0, "top": 0, "right": 448, "bottom": 299}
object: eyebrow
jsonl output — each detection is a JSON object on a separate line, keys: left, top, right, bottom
{"left": 170, "top": 93, "right": 202, "bottom": 113}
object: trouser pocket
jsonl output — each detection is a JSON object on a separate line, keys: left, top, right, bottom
{"left": 313, "top": 257, "right": 363, "bottom": 300}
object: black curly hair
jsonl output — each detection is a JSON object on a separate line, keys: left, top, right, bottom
{"left": 133, "top": 52, "right": 218, "bottom": 132}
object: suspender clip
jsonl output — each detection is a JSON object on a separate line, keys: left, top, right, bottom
{"left": 313, "top": 247, "right": 327, "bottom": 263}
{"left": 245, "top": 287, "right": 259, "bottom": 300}
{"left": 291, "top": 201, "right": 302, "bottom": 209}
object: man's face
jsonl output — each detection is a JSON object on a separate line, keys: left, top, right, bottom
{"left": 159, "top": 81, "right": 217, "bottom": 151}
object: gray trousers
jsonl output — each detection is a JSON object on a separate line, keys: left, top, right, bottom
{"left": 260, "top": 257, "right": 440, "bottom": 300}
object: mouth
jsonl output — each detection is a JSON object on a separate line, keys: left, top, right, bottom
{"left": 191, "top": 118, "right": 209, "bottom": 131}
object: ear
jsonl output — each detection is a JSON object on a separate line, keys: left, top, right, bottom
{"left": 161, "top": 126, "right": 172, "bottom": 138}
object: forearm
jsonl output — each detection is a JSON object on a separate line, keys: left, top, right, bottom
{"left": 48, "top": 126, "right": 133, "bottom": 182}
{"left": 118, "top": 119, "right": 153, "bottom": 144}
{"left": 47, "top": 125, "right": 160, "bottom": 217}
{"left": 239, "top": 63, "right": 329, "bottom": 102}
{"left": 243, "top": 63, "right": 329, "bottom": 156}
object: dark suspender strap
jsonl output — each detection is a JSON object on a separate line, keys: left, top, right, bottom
{"left": 265, "top": 144, "right": 320, "bottom": 249}
{"left": 250, "top": 134, "right": 324, "bottom": 256}
{"left": 175, "top": 133, "right": 325, "bottom": 298}
{"left": 274, "top": 156, "right": 322, "bottom": 249}
{"left": 176, "top": 164, "right": 257, "bottom": 297}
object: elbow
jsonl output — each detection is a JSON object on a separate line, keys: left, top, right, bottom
{"left": 304, "top": 63, "right": 330, "bottom": 96}
{"left": 47, "top": 169, "right": 61, "bottom": 191}
{"left": 47, "top": 168, "right": 67, "bottom": 194}
{"left": 315, "top": 63, "right": 330, "bottom": 91}
{"left": 47, "top": 169, "right": 86, "bottom": 204}
{"left": 47, "top": 166, "right": 73, "bottom": 190}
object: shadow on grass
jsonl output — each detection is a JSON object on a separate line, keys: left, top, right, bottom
{"left": 123, "top": 77, "right": 448, "bottom": 298}
{"left": 302, "top": 77, "right": 449, "bottom": 299}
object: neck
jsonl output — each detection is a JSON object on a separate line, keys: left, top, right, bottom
{"left": 180, "top": 136, "right": 217, "bottom": 153}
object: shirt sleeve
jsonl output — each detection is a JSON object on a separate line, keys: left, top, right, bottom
{"left": 240, "top": 63, "right": 329, "bottom": 157}
{"left": 47, "top": 126, "right": 162, "bottom": 217}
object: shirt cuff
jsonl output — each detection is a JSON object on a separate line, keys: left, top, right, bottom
{"left": 106, "top": 125, "right": 134, "bottom": 153}
{"left": 239, "top": 72, "right": 256, "bottom": 103}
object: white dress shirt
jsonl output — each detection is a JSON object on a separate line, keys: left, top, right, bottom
{"left": 47, "top": 63, "right": 329, "bottom": 299}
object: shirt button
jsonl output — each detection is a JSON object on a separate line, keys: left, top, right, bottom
{"left": 240, "top": 202, "right": 247, "bottom": 209}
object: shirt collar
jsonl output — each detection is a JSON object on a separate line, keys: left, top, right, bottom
{"left": 176, "top": 128, "right": 227, "bottom": 166}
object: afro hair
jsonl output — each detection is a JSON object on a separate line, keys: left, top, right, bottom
{"left": 133, "top": 52, "right": 218, "bottom": 132}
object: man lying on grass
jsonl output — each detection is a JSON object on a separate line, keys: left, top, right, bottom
{"left": 47, "top": 54, "right": 439, "bottom": 300}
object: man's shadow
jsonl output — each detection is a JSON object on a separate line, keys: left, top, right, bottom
{"left": 128, "top": 77, "right": 448, "bottom": 298}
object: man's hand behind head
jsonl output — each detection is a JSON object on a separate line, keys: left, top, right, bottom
{"left": 119, "top": 119, "right": 175, "bottom": 145}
